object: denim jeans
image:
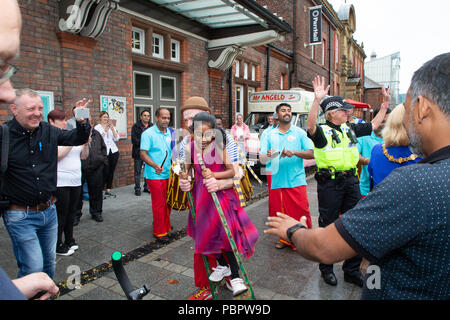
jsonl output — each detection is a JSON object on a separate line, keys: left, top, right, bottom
{"left": 2, "top": 204, "right": 58, "bottom": 279}
{"left": 134, "top": 159, "right": 148, "bottom": 192}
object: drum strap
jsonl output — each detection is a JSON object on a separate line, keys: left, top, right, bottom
{"left": 232, "top": 176, "right": 246, "bottom": 207}
{"left": 233, "top": 137, "right": 262, "bottom": 185}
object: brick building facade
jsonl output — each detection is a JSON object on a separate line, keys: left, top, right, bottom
{"left": 3, "top": 0, "right": 368, "bottom": 188}
{"left": 4, "top": 0, "right": 293, "bottom": 188}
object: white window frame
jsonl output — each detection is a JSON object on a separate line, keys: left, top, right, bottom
{"left": 335, "top": 34, "right": 339, "bottom": 69}
{"left": 160, "top": 105, "right": 177, "bottom": 129}
{"left": 251, "top": 65, "right": 256, "bottom": 81}
{"left": 170, "top": 39, "right": 180, "bottom": 62}
{"left": 235, "top": 60, "right": 240, "bottom": 77}
{"left": 133, "top": 71, "right": 153, "bottom": 100}
{"left": 235, "top": 84, "right": 243, "bottom": 115}
{"left": 134, "top": 105, "right": 153, "bottom": 124}
{"left": 160, "top": 75, "right": 177, "bottom": 101}
{"left": 152, "top": 33, "right": 164, "bottom": 59}
{"left": 322, "top": 40, "right": 326, "bottom": 66}
{"left": 132, "top": 27, "right": 145, "bottom": 55}
{"left": 243, "top": 63, "right": 248, "bottom": 79}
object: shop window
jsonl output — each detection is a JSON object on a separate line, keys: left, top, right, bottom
{"left": 132, "top": 27, "right": 145, "bottom": 55}
{"left": 160, "top": 76, "right": 176, "bottom": 101}
{"left": 134, "top": 72, "right": 152, "bottom": 99}
{"left": 152, "top": 33, "right": 164, "bottom": 59}
{"left": 171, "top": 39, "right": 180, "bottom": 62}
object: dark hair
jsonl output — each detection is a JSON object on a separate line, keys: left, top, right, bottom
{"left": 155, "top": 107, "right": 170, "bottom": 117}
{"left": 276, "top": 103, "right": 291, "bottom": 113}
{"left": 409, "top": 52, "right": 449, "bottom": 118}
{"left": 193, "top": 112, "right": 227, "bottom": 150}
{"left": 99, "top": 111, "right": 109, "bottom": 119}
{"left": 214, "top": 114, "right": 223, "bottom": 121}
{"left": 373, "top": 107, "right": 392, "bottom": 118}
{"left": 48, "top": 109, "right": 66, "bottom": 122}
{"left": 140, "top": 109, "right": 151, "bottom": 117}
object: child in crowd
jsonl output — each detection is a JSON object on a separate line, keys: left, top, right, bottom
{"left": 181, "top": 112, "right": 258, "bottom": 296}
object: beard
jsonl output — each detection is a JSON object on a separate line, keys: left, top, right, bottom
{"left": 279, "top": 115, "right": 291, "bottom": 125}
{"left": 407, "top": 118, "right": 424, "bottom": 157}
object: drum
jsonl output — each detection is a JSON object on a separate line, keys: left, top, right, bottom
{"left": 238, "top": 164, "right": 253, "bottom": 202}
{"left": 166, "top": 163, "right": 188, "bottom": 211}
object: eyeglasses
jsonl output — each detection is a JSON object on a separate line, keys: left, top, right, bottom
{"left": 0, "top": 60, "right": 18, "bottom": 84}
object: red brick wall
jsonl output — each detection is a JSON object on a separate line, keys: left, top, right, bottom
{"left": 56, "top": 11, "right": 134, "bottom": 188}
{"left": 208, "top": 68, "right": 229, "bottom": 126}
{"left": 259, "top": 0, "right": 335, "bottom": 90}
{"left": 364, "top": 88, "right": 383, "bottom": 118}
{"left": 257, "top": 0, "right": 293, "bottom": 53}
{"left": 180, "top": 37, "right": 209, "bottom": 128}
{"left": 10, "top": 0, "right": 62, "bottom": 110}
{"left": 6, "top": 0, "right": 329, "bottom": 188}
{"left": 10, "top": 1, "right": 134, "bottom": 187}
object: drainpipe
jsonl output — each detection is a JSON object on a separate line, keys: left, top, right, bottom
{"left": 228, "top": 67, "right": 233, "bottom": 127}
{"left": 290, "top": 0, "right": 297, "bottom": 88}
{"left": 328, "top": 23, "right": 332, "bottom": 90}
{"left": 265, "top": 46, "right": 271, "bottom": 90}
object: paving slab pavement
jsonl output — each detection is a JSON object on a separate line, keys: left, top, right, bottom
{"left": 0, "top": 175, "right": 362, "bottom": 300}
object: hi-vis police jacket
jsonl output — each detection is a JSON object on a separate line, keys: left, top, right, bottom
{"left": 313, "top": 123, "right": 359, "bottom": 171}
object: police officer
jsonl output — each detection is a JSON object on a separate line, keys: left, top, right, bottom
{"left": 306, "top": 75, "right": 390, "bottom": 287}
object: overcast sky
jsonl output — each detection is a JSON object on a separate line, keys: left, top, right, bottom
{"left": 327, "top": 0, "right": 450, "bottom": 93}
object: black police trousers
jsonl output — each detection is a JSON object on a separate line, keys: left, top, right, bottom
{"left": 317, "top": 174, "right": 362, "bottom": 275}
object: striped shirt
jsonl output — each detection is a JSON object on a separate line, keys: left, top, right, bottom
{"left": 178, "top": 132, "right": 239, "bottom": 163}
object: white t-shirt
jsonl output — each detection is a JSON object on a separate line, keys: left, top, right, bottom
{"left": 94, "top": 124, "right": 119, "bottom": 155}
{"left": 57, "top": 146, "right": 82, "bottom": 187}
{"left": 235, "top": 126, "right": 244, "bottom": 141}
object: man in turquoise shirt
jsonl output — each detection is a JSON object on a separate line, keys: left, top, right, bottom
{"left": 140, "top": 108, "right": 172, "bottom": 243}
{"left": 260, "top": 103, "right": 314, "bottom": 249}
{"left": 357, "top": 108, "right": 390, "bottom": 196}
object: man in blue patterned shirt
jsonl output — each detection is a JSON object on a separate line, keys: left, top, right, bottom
{"left": 265, "top": 53, "right": 450, "bottom": 299}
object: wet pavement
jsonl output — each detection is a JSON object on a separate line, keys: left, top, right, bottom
{"left": 0, "top": 174, "right": 362, "bottom": 300}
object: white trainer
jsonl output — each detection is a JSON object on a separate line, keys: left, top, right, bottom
{"left": 229, "top": 278, "right": 248, "bottom": 296}
{"left": 208, "top": 265, "right": 231, "bottom": 282}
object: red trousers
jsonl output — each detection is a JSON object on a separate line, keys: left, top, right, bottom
{"left": 194, "top": 253, "right": 218, "bottom": 288}
{"left": 266, "top": 172, "right": 277, "bottom": 217}
{"left": 271, "top": 185, "right": 312, "bottom": 228}
{"left": 146, "top": 179, "right": 171, "bottom": 237}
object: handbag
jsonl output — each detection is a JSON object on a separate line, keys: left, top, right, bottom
{"left": 0, "top": 123, "right": 10, "bottom": 217}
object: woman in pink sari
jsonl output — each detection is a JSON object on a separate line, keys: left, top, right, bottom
{"left": 182, "top": 112, "right": 258, "bottom": 297}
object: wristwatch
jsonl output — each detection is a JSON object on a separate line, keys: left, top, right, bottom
{"left": 286, "top": 223, "right": 307, "bottom": 243}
